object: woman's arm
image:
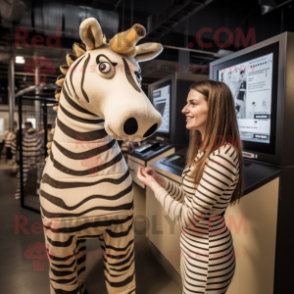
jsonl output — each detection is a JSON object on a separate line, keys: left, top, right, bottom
{"left": 140, "top": 167, "right": 185, "bottom": 203}
{"left": 164, "top": 181, "right": 185, "bottom": 203}
{"left": 139, "top": 152, "right": 238, "bottom": 227}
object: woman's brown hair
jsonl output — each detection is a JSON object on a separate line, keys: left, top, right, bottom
{"left": 186, "top": 80, "right": 243, "bottom": 204}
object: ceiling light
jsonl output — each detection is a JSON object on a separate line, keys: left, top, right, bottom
{"left": 259, "top": 0, "right": 277, "bottom": 15}
{"left": 15, "top": 56, "right": 25, "bottom": 64}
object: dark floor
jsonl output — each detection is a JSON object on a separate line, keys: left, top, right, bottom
{"left": 0, "top": 161, "right": 181, "bottom": 294}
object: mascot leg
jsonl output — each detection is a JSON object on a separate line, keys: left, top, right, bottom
{"left": 75, "top": 239, "right": 87, "bottom": 294}
{"left": 99, "top": 211, "right": 136, "bottom": 294}
{"left": 44, "top": 229, "right": 82, "bottom": 294}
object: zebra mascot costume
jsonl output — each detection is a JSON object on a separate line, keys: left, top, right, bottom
{"left": 41, "top": 18, "right": 163, "bottom": 294}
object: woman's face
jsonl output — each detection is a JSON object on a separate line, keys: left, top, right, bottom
{"left": 182, "top": 89, "right": 208, "bottom": 132}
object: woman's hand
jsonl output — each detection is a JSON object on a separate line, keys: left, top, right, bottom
{"left": 145, "top": 167, "right": 168, "bottom": 188}
{"left": 143, "top": 167, "right": 157, "bottom": 181}
{"left": 137, "top": 167, "right": 162, "bottom": 192}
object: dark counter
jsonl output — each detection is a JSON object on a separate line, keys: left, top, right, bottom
{"left": 151, "top": 154, "right": 281, "bottom": 197}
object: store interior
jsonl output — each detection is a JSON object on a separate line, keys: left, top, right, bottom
{"left": 1, "top": 1, "right": 294, "bottom": 293}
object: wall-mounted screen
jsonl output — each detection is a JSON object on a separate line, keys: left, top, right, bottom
{"left": 152, "top": 84, "right": 170, "bottom": 134}
{"left": 27, "top": 118, "right": 36, "bottom": 129}
{"left": 210, "top": 41, "right": 279, "bottom": 154}
{"left": 218, "top": 53, "right": 273, "bottom": 144}
{"left": 0, "top": 118, "right": 4, "bottom": 136}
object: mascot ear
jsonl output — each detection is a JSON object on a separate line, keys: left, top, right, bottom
{"left": 79, "top": 18, "right": 106, "bottom": 50}
{"left": 134, "top": 43, "right": 163, "bottom": 62}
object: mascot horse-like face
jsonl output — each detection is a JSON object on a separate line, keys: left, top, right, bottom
{"left": 67, "top": 18, "right": 162, "bottom": 142}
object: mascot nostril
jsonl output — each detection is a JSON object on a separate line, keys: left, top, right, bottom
{"left": 124, "top": 118, "right": 138, "bottom": 135}
{"left": 143, "top": 123, "right": 158, "bottom": 137}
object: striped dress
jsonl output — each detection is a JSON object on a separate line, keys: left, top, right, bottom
{"left": 4, "top": 131, "right": 15, "bottom": 148}
{"left": 153, "top": 143, "right": 239, "bottom": 294}
{"left": 14, "top": 128, "right": 42, "bottom": 199}
{"left": 4, "top": 131, "right": 15, "bottom": 160}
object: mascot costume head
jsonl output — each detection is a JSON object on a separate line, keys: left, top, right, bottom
{"left": 54, "top": 17, "right": 162, "bottom": 142}
{"left": 41, "top": 18, "right": 164, "bottom": 294}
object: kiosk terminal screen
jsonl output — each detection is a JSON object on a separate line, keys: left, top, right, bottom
{"left": 135, "top": 144, "right": 152, "bottom": 153}
{"left": 152, "top": 84, "right": 170, "bottom": 134}
{"left": 218, "top": 53, "right": 273, "bottom": 144}
{"left": 0, "top": 118, "right": 4, "bottom": 136}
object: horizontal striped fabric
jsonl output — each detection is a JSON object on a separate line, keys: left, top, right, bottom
{"left": 40, "top": 75, "right": 136, "bottom": 294}
{"left": 154, "top": 143, "right": 240, "bottom": 294}
{"left": 14, "top": 128, "right": 43, "bottom": 199}
{"left": 4, "top": 131, "right": 16, "bottom": 148}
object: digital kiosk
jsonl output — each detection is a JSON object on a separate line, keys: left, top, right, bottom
{"left": 147, "top": 32, "right": 294, "bottom": 294}
{"left": 127, "top": 76, "right": 176, "bottom": 189}
{"left": 128, "top": 72, "right": 208, "bottom": 189}
{"left": 149, "top": 72, "right": 208, "bottom": 149}
{"left": 128, "top": 73, "right": 208, "bottom": 247}
{"left": 127, "top": 142, "right": 174, "bottom": 189}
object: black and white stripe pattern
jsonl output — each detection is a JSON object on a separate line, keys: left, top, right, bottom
{"left": 14, "top": 128, "right": 43, "bottom": 199}
{"left": 154, "top": 144, "right": 239, "bottom": 294}
{"left": 40, "top": 54, "right": 136, "bottom": 294}
{"left": 22, "top": 128, "right": 43, "bottom": 164}
{"left": 4, "top": 131, "right": 15, "bottom": 161}
{"left": 4, "top": 131, "right": 15, "bottom": 148}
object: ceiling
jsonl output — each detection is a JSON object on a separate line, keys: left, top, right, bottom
{"left": 0, "top": 0, "right": 293, "bottom": 103}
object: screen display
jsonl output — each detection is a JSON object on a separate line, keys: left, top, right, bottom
{"left": 166, "top": 155, "right": 181, "bottom": 162}
{"left": 152, "top": 84, "right": 170, "bottom": 134}
{"left": 218, "top": 53, "right": 273, "bottom": 144}
{"left": 0, "top": 118, "right": 4, "bottom": 136}
{"left": 27, "top": 118, "right": 36, "bottom": 129}
{"left": 135, "top": 144, "right": 152, "bottom": 153}
{"left": 161, "top": 154, "right": 186, "bottom": 170}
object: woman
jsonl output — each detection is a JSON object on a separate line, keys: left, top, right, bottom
{"left": 137, "top": 80, "right": 244, "bottom": 294}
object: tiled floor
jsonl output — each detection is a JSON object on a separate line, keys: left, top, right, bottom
{"left": 0, "top": 161, "right": 181, "bottom": 294}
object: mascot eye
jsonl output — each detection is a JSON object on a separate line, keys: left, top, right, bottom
{"left": 96, "top": 61, "right": 115, "bottom": 79}
{"left": 98, "top": 62, "right": 112, "bottom": 73}
{"left": 135, "top": 72, "right": 142, "bottom": 85}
